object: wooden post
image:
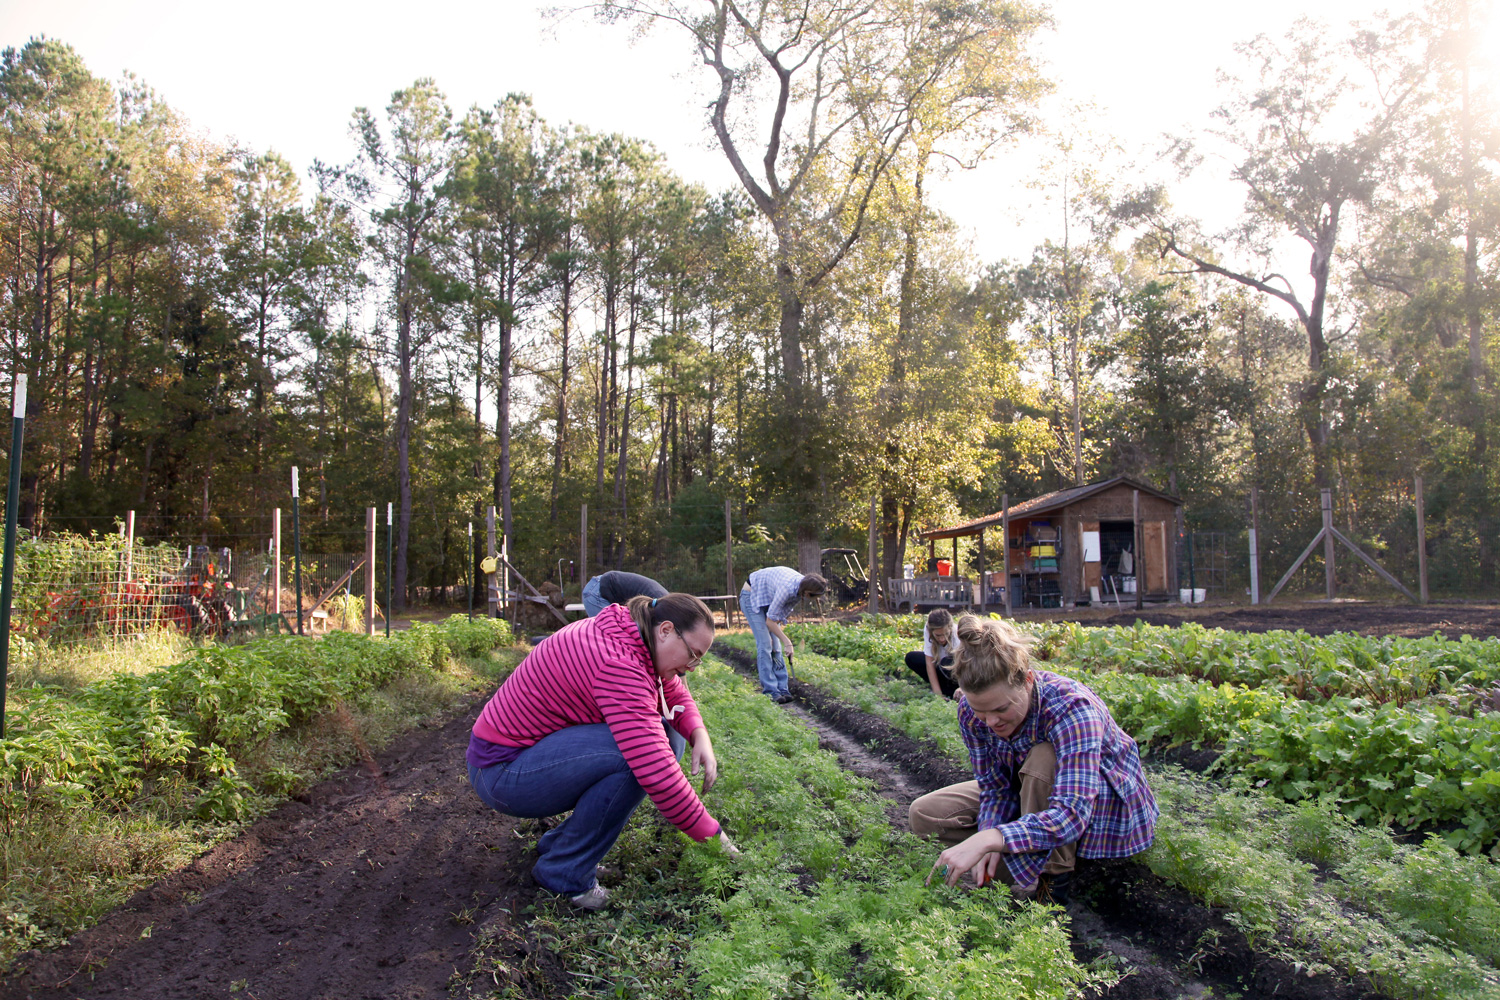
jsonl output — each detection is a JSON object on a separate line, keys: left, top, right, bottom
{"left": 1415, "top": 476, "right": 1428, "bottom": 604}
{"left": 726, "top": 499, "right": 737, "bottom": 626}
{"left": 978, "top": 527, "right": 987, "bottom": 610}
{"left": 867, "top": 497, "right": 878, "bottom": 614}
{"left": 1321, "top": 488, "right": 1336, "bottom": 600}
{"left": 468, "top": 522, "right": 475, "bottom": 620}
{"left": 364, "top": 507, "right": 376, "bottom": 635}
{"left": 291, "top": 467, "right": 304, "bottom": 636}
{"left": 486, "top": 505, "right": 499, "bottom": 618}
{"left": 1002, "top": 494, "right": 1012, "bottom": 617}
{"left": 1133, "top": 489, "right": 1142, "bottom": 612}
{"left": 580, "top": 504, "right": 588, "bottom": 600}
{"left": 272, "top": 508, "right": 281, "bottom": 615}
{"left": 1248, "top": 489, "right": 1260, "bottom": 606}
{"left": 125, "top": 510, "right": 136, "bottom": 582}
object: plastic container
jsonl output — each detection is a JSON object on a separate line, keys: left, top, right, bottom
{"left": 1180, "top": 589, "right": 1193, "bottom": 604}
{"left": 1122, "top": 576, "right": 1136, "bottom": 594}
{"left": 1028, "top": 544, "right": 1056, "bottom": 557}
{"left": 936, "top": 559, "right": 952, "bottom": 576}
{"left": 1193, "top": 588, "right": 1206, "bottom": 604}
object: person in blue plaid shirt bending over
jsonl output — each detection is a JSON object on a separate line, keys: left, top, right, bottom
{"left": 738, "top": 567, "right": 826, "bottom": 703}
{"left": 912, "top": 614, "right": 1158, "bottom": 904}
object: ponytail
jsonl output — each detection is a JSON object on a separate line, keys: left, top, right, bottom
{"left": 627, "top": 592, "right": 715, "bottom": 655}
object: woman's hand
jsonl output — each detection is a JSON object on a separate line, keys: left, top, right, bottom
{"left": 718, "top": 830, "right": 741, "bottom": 856}
{"left": 927, "top": 828, "right": 1005, "bottom": 888}
{"left": 690, "top": 727, "right": 719, "bottom": 792}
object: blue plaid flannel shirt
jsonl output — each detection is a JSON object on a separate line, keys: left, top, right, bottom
{"left": 959, "top": 669, "right": 1159, "bottom": 890}
{"left": 743, "top": 566, "right": 804, "bottom": 623}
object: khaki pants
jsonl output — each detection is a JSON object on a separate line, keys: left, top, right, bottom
{"left": 908, "top": 741, "right": 1076, "bottom": 879}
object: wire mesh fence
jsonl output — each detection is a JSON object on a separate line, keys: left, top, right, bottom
{"left": 11, "top": 527, "right": 379, "bottom": 645}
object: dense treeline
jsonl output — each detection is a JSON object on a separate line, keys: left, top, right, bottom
{"left": 2, "top": 0, "right": 1497, "bottom": 604}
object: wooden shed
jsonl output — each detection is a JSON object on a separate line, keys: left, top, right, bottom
{"left": 914, "top": 476, "right": 1183, "bottom": 610}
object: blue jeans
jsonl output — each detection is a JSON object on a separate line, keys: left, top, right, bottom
{"left": 468, "top": 721, "right": 687, "bottom": 894}
{"left": 581, "top": 576, "right": 608, "bottom": 617}
{"left": 739, "top": 587, "right": 787, "bottom": 698}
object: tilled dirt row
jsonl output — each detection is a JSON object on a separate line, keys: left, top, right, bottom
{"left": 1, "top": 697, "right": 533, "bottom": 1000}
{"left": 711, "top": 641, "right": 1387, "bottom": 1000}
{"left": 1041, "top": 600, "right": 1500, "bottom": 641}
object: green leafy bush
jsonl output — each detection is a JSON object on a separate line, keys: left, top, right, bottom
{"left": 0, "top": 615, "right": 514, "bottom": 826}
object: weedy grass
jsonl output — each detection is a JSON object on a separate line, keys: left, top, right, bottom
{"left": 774, "top": 622, "right": 1500, "bottom": 999}
{"left": 7, "top": 629, "right": 199, "bottom": 691}
{"left": 0, "top": 616, "right": 520, "bottom": 967}
{"left": 458, "top": 655, "right": 1113, "bottom": 1000}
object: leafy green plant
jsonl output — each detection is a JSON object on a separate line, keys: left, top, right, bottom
{"left": 461, "top": 655, "right": 1111, "bottom": 999}
{"left": 780, "top": 617, "right": 1500, "bottom": 997}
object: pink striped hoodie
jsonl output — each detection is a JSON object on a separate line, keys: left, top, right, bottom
{"left": 470, "top": 604, "right": 720, "bottom": 841}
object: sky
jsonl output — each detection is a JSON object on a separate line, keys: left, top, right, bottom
{"left": 1, "top": 0, "right": 1485, "bottom": 274}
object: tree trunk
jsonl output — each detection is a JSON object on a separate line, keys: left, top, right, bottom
{"left": 394, "top": 264, "right": 415, "bottom": 612}
{"left": 550, "top": 268, "right": 572, "bottom": 523}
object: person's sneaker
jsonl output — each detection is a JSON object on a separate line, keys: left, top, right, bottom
{"left": 774, "top": 693, "right": 794, "bottom": 704}
{"left": 1035, "top": 871, "right": 1072, "bottom": 906}
{"left": 568, "top": 884, "right": 610, "bottom": 910}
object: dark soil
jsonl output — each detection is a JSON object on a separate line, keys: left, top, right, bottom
{"left": 1076, "top": 859, "right": 1382, "bottom": 1000}
{"left": 825, "top": 598, "right": 1500, "bottom": 640}
{"left": 712, "top": 641, "right": 1390, "bottom": 1000}
{"left": 0, "top": 697, "right": 559, "bottom": 1000}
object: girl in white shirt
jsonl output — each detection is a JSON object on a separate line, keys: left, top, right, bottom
{"left": 904, "top": 608, "right": 962, "bottom": 698}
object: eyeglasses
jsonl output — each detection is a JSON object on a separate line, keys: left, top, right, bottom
{"left": 674, "top": 628, "right": 706, "bottom": 667}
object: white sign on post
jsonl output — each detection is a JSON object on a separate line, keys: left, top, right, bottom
{"left": 1082, "top": 530, "right": 1101, "bottom": 563}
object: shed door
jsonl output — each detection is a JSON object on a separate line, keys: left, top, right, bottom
{"left": 1142, "top": 521, "right": 1168, "bottom": 593}
{"left": 1080, "top": 520, "right": 1101, "bottom": 591}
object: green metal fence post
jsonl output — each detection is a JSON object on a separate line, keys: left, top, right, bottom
{"left": 385, "top": 502, "right": 392, "bottom": 638}
{"left": 0, "top": 375, "right": 27, "bottom": 739}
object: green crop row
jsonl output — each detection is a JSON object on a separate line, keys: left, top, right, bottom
{"left": 1060, "top": 620, "right": 1500, "bottom": 706}
{"left": 791, "top": 619, "right": 1500, "bottom": 854}
{"left": 0, "top": 616, "right": 515, "bottom": 829}
{"left": 464, "top": 654, "right": 1111, "bottom": 999}
{"left": 844, "top": 613, "right": 1500, "bottom": 708}
{"left": 762, "top": 630, "right": 1500, "bottom": 996}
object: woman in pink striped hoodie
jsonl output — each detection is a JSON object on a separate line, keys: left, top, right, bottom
{"left": 467, "top": 593, "right": 737, "bottom": 909}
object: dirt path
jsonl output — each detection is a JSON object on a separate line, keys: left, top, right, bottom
{"left": 2, "top": 698, "right": 533, "bottom": 1000}
{"left": 711, "top": 642, "right": 1385, "bottom": 1000}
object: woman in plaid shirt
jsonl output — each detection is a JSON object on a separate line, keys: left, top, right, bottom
{"left": 912, "top": 615, "right": 1158, "bottom": 903}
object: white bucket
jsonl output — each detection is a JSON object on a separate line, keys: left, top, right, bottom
{"left": 1193, "top": 588, "right": 1206, "bottom": 604}
{"left": 1179, "top": 589, "right": 1193, "bottom": 604}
